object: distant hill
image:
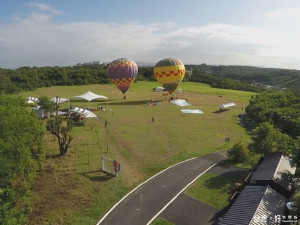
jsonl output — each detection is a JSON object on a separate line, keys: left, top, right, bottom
{"left": 136, "top": 62, "right": 155, "bottom": 67}
{"left": 1, "top": 62, "right": 300, "bottom": 95}
{"left": 186, "top": 64, "right": 300, "bottom": 91}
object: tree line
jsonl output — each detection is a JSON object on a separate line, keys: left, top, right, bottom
{"left": 186, "top": 64, "right": 300, "bottom": 91}
{"left": 227, "top": 89, "right": 300, "bottom": 216}
{"left": 228, "top": 90, "right": 300, "bottom": 165}
{"left": 0, "top": 64, "right": 264, "bottom": 95}
{"left": 187, "top": 68, "right": 264, "bottom": 92}
{"left": 0, "top": 65, "right": 110, "bottom": 94}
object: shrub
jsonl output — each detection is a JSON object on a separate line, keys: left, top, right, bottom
{"left": 227, "top": 141, "right": 250, "bottom": 163}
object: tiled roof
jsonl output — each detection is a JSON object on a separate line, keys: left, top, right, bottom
{"left": 250, "top": 152, "right": 296, "bottom": 190}
{"left": 251, "top": 153, "right": 282, "bottom": 181}
{"left": 274, "top": 154, "right": 296, "bottom": 190}
{"left": 218, "top": 186, "right": 287, "bottom": 225}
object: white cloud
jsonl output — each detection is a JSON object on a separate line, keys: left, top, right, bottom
{"left": 27, "top": 2, "right": 61, "bottom": 15}
{"left": 265, "top": 7, "right": 300, "bottom": 21}
{"left": 1, "top": 4, "right": 300, "bottom": 69}
{"left": 166, "top": 24, "right": 270, "bottom": 45}
{"left": 155, "top": 23, "right": 300, "bottom": 68}
{"left": 0, "top": 18, "right": 164, "bottom": 67}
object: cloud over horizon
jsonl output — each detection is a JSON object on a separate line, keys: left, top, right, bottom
{"left": 1, "top": 3, "right": 300, "bottom": 69}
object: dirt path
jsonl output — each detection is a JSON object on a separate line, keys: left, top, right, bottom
{"left": 27, "top": 155, "right": 91, "bottom": 225}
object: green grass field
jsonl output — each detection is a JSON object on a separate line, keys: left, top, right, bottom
{"left": 151, "top": 218, "right": 174, "bottom": 225}
{"left": 16, "top": 81, "right": 254, "bottom": 224}
{"left": 185, "top": 172, "right": 241, "bottom": 210}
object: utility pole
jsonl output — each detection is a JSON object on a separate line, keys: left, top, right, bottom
{"left": 105, "top": 120, "right": 108, "bottom": 153}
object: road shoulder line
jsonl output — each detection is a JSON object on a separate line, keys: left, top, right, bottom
{"left": 146, "top": 162, "right": 218, "bottom": 225}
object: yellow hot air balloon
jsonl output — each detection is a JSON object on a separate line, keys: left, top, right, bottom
{"left": 154, "top": 58, "right": 185, "bottom": 94}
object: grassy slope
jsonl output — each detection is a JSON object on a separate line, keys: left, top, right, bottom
{"left": 17, "top": 81, "right": 254, "bottom": 224}
{"left": 151, "top": 218, "right": 174, "bottom": 225}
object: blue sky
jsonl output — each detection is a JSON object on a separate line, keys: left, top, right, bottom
{"left": 1, "top": 0, "right": 300, "bottom": 69}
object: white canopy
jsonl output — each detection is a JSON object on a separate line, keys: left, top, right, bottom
{"left": 52, "top": 110, "right": 68, "bottom": 116}
{"left": 153, "top": 87, "right": 166, "bottom": 92}
{"left": 175, "top": 88, "right": 182, "bottom": 93}
{"left": 170, "top": 99, "right": 191, "bottom": 106}
{"left": 26, "top": 99, "right": 35, "bottom": 104}
{"left": 181, "top": 109, "right": 204, "bottom": 114}
{"left": 219, "top": 102, "right": 236, "bottom": 109}
{"left": 50, "top": 97, "right": 69, "bottom": 104}
{"left": 70, "top": 107, "right": 98, "bottom": 118}
{"left": 73, "top": 91, "right": 108, "bottom": 102}
{"left": 26, "top": 97, "right": 38, "bottom": 104}
{"left": 33, "top": 105, "right": 41, "bottom": 110}
{"left": 26, "top": 96, "right": 39, "bottom": 101}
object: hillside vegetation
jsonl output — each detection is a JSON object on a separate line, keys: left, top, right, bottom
{"left": 0, "top": 96, "right": 44, "bottom": 225}
{"left": 2, "top": 62, "right": 300, "bottom": 224}
{"left": 2, "top": 63, "right": 296, "bottom": 95}
{"left": 186, "top": 64, "right": 300, "bottom": 91}
{"left": 8, "top": 81, "right": 253, "bottom": 224}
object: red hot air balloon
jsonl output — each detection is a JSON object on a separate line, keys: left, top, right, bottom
{"left": 107, "top": 58, "right": 138, "bottom": 96}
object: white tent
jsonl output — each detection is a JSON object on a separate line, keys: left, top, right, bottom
{"left": 50, "top": 97, "right": 69, "bottom": 104}
{"left": 26, "top": 97, "right": 38, "bottom": 104}
{"left": 219, "top": 102, "right": 236, "bottom": 109}
{"left": 26, "top": 99, "right": 35, "bottom": 104}
{"left": 84, "top": 111, "right": 98, "bottom": 118}
{"left": 26, "top": 97, "right": 39, "bottom": 102}
{"left": 51, "top": 110, "right": 68, "bottom": 116}
{"left": 181, "top": 109, "right": 204, "bottom": 114}
{"left": 72, "top": 91, "right": 108, "bottom": 102}
{"left": 33, "top": 105, "right": 41, "bottom": 110}
{"left": 70, "top": 107, "right": 98, "bottom": 118}
{"left": 175, "top": 88, "right": 182, "bottom": 93}
{"left": 170, "top": 99, "right": 191, "bottom": 106}
{"left": 153, "top": 87, "right": 166, "bottom": 92}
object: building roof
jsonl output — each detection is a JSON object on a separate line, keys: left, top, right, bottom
{"left": 218, "top": 185, "right": 287, "bottom": 225}
{"left": 250, "top": 152, "right": 296, "bottom": 190}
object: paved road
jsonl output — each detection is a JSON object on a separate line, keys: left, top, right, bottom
{"left": 97, "top": 151, "right": 227, "bottom": 225}
{"left": 160, "top": 193, "right": 218, "bottom": 225}
{"left": 159, "top": 165, "right": 251, "bottom": 225}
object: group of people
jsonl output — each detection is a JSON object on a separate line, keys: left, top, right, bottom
{"left": 97, "top": 105, "right": 106, "bottom": 111}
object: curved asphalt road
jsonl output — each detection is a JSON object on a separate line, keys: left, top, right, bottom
{"left": 96, "top": 151, "right": 227, "bottom": 225}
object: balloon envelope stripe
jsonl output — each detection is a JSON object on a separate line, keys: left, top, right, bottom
{"left": 154, "top": 69, "right": 185, "bottom": 78}
{"left": 154, "top": 58, "right": 185, "bottom": 94}
{"left": 112, "top": 78, "right": 134, "bottom": 87}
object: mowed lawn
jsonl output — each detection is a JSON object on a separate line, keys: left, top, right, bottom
{"left": 16, "top": 81, "right": 254, "bottom": 224}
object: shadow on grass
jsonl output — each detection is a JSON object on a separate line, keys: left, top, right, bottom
{"left": 108, "top": 100, "right": 153, "bottom": 105}
{"left": 203, "top": 174, "right": 240, "bottom": 190}
{"left": 72, "top": 121, "right": 85, "bottom": 127}
{"left": 46, "top": 154, "right": 61, "bottom": 159}
{"left": 213, "top": 109, "right": 230, "bottom": 114}
{"left": 70, "top": 99, "right": 108, "bottom": 103}
{"left": 218, "top": 158, "right": 256, "bottom": 170}
{"left": 218, "top": 159, "right": 237, "bottom": 168}
{"left": 218, "top": 169, "right": 250, "bottom": 180}
{"left": 79, "top": 170, "right": 114, "bottom": 182}
{"left": 204, "top": 171, "right": 246, "bottom": 224}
